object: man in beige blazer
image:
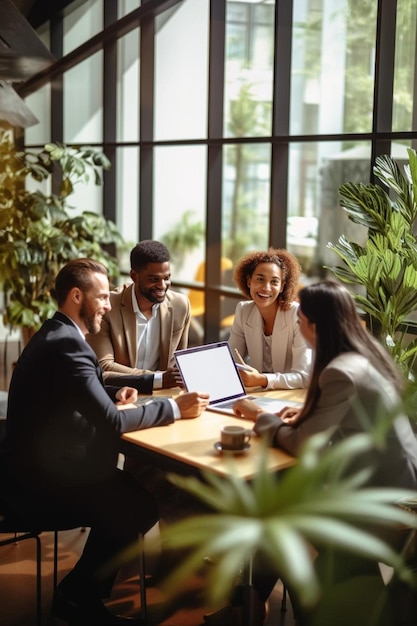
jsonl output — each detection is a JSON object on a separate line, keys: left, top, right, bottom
{"left": 87, "top": 240, "right": 190, "bottom": 392}
{"left": 87, "top": 241, "right": 198, "bottom": 526}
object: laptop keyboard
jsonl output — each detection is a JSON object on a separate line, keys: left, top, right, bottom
{"left": 215, "top": 395, "right": 256, "bottom": 410}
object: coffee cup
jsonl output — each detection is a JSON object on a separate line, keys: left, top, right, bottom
{"left": 220, "top": 425, "right": 252, "bottom": 450}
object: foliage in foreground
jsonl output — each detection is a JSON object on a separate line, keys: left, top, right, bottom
{"left": 154, "top": 430, "right": 417, "bottom": 614}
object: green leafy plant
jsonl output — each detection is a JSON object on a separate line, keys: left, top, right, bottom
{"left": 0, "top": 131, "right": 123, "bottom": 331}
{"left": 155, "top": 431, "right": 417, "bottom": 623}
{"left": 327, "top": 148, "right": 417, "bottom": 374}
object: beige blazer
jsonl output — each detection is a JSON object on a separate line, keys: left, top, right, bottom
{"left": 87, "top": 283, "right": 191, "bottom": 379}
{"left": 228, "top": 300, "right": 311, "bottom": 389}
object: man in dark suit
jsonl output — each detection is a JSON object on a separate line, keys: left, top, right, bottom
{"left": 0, "top": 258, "right": 209, "bottom": 626}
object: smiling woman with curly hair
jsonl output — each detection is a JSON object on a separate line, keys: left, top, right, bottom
{"left": 228, "top": 248, "right": 311, "bottom": 389}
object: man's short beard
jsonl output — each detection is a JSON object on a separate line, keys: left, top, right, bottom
{"left": 80, "top": 302, "right": 100, "bottom": 334}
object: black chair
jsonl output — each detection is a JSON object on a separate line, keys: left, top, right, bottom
{"left": 0, "top": 400, "right": 147, "bottom": 623}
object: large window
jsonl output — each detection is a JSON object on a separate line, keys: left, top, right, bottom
{"left": 22, "top": 0, "right": 417, "bottom": 342}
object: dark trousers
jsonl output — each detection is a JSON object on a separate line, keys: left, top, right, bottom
{"left": 4, "top": 468, "right": 158, "bottom": 599}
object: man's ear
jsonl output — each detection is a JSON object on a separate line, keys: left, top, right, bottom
{"left": 129, "top": 269, "right": 136, "bottom": 281}
{"left": 71, "top": 287, "right": 82, "bottom": 304}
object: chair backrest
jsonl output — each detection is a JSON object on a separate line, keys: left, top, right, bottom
{"left": 187, "top": 258, "right": 233, "bottom": 318}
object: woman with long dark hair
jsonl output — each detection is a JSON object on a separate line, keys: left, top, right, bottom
{"left": 226, "top": 281, "right": 417, "bottom": 626}
{"left": 233, "top": 281, "right": 417, "bottom": 489}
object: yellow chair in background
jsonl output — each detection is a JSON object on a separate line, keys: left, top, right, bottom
{"left": 187, "top": 258, "right": 234, "bottom": 342}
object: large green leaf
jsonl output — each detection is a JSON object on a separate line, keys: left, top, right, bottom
{"left": 339, "top": 182, "right": 392, "bottom": 231}
{"left": 153, "top": 431, "right": 417, "bottom": 612}
{"left": 328, "top": 149, "right": 417, "bottom": 371}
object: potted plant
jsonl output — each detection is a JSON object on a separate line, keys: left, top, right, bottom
{"left": 326, "top": 148, "right": 417, "bottom": 377}
{"left": 0, "top": 130, "right": 123, "bottom": 338}
{"left": 153, "top": 431, "right": 417, "bottom": 626}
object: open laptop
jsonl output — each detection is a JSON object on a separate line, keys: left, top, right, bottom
{"left": 174, "top": 341, "right": 301, "bottom": 415}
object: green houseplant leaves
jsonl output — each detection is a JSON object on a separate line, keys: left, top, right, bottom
{"left": 327, "top": 148, "right": 417, "bottom": 374}
{"left": 0, "top": 132, "right": 123, "bottom": 331}
{"left": 153, "top": 431, "right": 417, "bottom": 623}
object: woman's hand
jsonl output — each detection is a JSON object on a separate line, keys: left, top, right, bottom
{"left": 238, "top": 366, "right": 268, "bottom": 389}
{"left": 232, "top": 398, "right": 265, "bottom": 422}
{"left": 278, "top": 406, "right": 302, "bottom": 425}
{"left": 175, "top": 391, "right": 210, "bottom": 419}
{"left": 115, "top": 386, "right": 138, "bottom": 405}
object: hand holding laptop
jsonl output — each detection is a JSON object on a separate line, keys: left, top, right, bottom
{"left": 174, "top": 342, "right": 296, "bottom": 415}
{"left": 175, "top": 391, "right": 210, "bottom": 419}
{"left": 162, "top": 366, "right": 185, "bottom": 389}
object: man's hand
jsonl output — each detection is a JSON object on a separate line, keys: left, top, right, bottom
{"left": 232, "top": 397, "right": 265, "bottom": 422}
{"left": 115, "top": 386, "right": 138, "bottom": 405}
{"left": 175, "top": 391, "right": 210, "bottom": 419}
{"left": 162, "top": 367, "right": 184, "bottom": 389}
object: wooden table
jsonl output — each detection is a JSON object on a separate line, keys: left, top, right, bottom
{"left": 121, "top": 388, "right": 307, "bottom": 626}
{"left": 121, "top": 388, "right": 306, "bottom": 479}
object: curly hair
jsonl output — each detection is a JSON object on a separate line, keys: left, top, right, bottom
{"left": 130, "top": 240, "right": 170, "bottom": 270}
{"left": 233, "top": 248, "right": 301, "bottom": 311}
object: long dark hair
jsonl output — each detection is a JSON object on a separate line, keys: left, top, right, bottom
{"left": 299, "top": 281, "right": 404, "bottom": 418}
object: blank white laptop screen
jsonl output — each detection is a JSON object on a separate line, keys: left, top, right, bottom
{"left": 174, "top": 341, "right": 301, "bottom": 415}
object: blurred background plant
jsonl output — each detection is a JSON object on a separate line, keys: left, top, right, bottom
{"left": 161, "top": 209, "right": 204, "bottom": 273}
{"left": 0, "top": 130, "right": 123, "bottom": 336}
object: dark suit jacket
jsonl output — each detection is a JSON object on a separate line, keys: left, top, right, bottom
{"left": 1, "top": 312, "right": 174, "bottom": 491}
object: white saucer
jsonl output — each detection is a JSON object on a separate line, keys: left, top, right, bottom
{"left": 214, "top": 441, "right": 250, "bottom": 454}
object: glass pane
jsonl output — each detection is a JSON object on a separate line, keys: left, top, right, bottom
{"left": 117, "top": 29, "right": 140, "bottom": 142}
{"left": 24, "top": 83, "right": 51, "bottom": 145}
{"left": 116, "top": 147, "right": 140, "bottom": 264}
{"left": 225, "top": 1, "right": 275, "bottom": 138}
{"left": 63, "top": 52, "right": 103, "bottom": 143}
{"left": 153, "top": 146, "right": 207, "bottom": 282}
{"left": 118, "top": 0, "right": 141, "bottom": 19}
{"left": 154, "top": 0, "right": 209, "bottom": 141}
{"left": 288, "top": 141, "right": 378, "bottom": 279}
{"left": 291, "top": 0, "right": 377, "bottom": 135}
{"left": 63, "top": 0, "right": 103, "bottom": 55}
{"left": 222, "top": 143, "right": 270, "bottom": 265}
{"left": 392, "top": 0, "right": 417, "bottom": 132}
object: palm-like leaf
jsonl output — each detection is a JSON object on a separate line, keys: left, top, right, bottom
{"left": 156, "top": 431, "right": 417, "bottom": 611}
{"left": 327, "top": 149, "right": 417, "bottom": 372}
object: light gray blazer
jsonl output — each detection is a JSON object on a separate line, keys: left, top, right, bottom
{"left": 254, "top": 352, "right": 417, "bottom": 489}
{"left": 228, "top": 300, "right": 311, "bottom": 389}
